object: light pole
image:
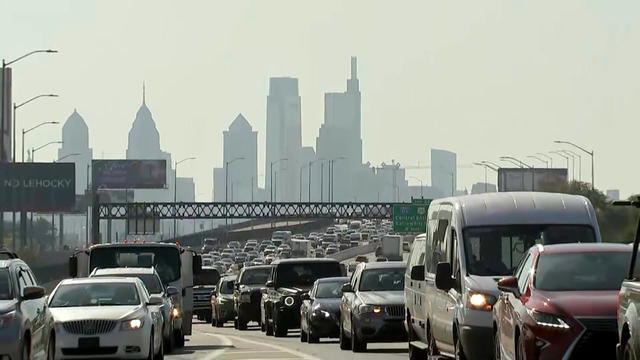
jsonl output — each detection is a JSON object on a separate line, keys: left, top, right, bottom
{"left": 536, "top": 153, "right": 554, "bottom": 168}
{"left": 31, "top": 141, "right": 62, "bottom": 162}
{"left": 409, "top": 176, "right": 424, "bottom": 198}
{"left": 308, "top": 158, "right": 324, "bottom": 203}
{"left": 174, "top": 157, "right": 196, "bottom": 237}
{"left": 474, "top": 162, "right": 491, "bottom": 193}
{"left": 550, "top": 151, "right": 571, "bottom": 180}
{"left": 225, "top": 157, "right": 244, "bottom": 203}
{"left": 270, "top": 158, "right": 288, "bottom": 202}
{"left": 22, "top": 121, "right": 58, "bottom": 162}
{"left": 329, "top": 156, "right": 346, "bottom": 202}
{"left": 527, "top": 155, "right": 548, "bottom": 168}
{"left": 13, "top": 94, "right": 58, "bottom": 162}
{"left": 554, "top": 140, "right": 594, "bottom": 190}
{"left": 1, "top": 49, "right": 57, "bottom": 162}
{"left": 562, "top": 149, "right": 582, "bottom": 182}
{"left": 56, "top": 152, "right": 80, "bottom": 162}
{"left": 500, "top": 156, "right": 534, "bottom": 191}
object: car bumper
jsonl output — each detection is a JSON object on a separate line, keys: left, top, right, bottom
{"left": 460, "top": 325, "right": 493, "bottom": 360}
{"left": 0, "top": 326, "right": 21, "bottom": 360}
{"left": 309, "top": 316, "right": 340, "bottom": 338}
{"left": 237, "top": 302, "right": 261, "bottom": 322}
{"left": 56, "top": 325, "right": 151, "bottom": 359}
{"left": 216, "top": 303, "right": 237, "bottom": 322}
{"left": 353, "top": 315, "right": 407, "bottom": 342}
{"left": 276, "top": 306, "right": 301, "bottom": 329}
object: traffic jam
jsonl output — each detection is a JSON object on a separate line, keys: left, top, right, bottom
{"left": 1, "top": 192, "right": 640, "bottom": 359}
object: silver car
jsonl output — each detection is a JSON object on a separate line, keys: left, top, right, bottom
{"left": 49, "top": 277, "right": 164, "bottom": 359}
{"left": 0, "top": 258, "right": 54, "bottom": 360}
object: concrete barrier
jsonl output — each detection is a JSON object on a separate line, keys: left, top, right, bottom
{"left": 328, "top": 243, "right": 377, "bottom": 262}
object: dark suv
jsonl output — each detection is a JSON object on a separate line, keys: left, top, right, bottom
{"left": 262, "top": 258, "right": 343, "bottom": 337}
{"left": 194, "top": 266, "right": 221, "bottom": 323}
{"left": 234, "top": 265, "right": 271, "bottom": 330}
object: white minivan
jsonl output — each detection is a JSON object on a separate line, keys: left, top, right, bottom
{"left": 408, "top": 192, "right": 601, "bottom": 360}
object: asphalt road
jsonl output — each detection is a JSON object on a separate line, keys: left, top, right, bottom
{"left": 167, "top": 320, "right": 408, "bottom": 360}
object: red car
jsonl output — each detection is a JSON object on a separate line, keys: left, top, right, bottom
{"left": 493, "top": 243, "right": 631, "bottom": 360}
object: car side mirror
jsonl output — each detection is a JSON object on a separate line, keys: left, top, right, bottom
{"left": 166, "top": 286, "right": 179, "bottom": 297}
{"left": 22, "top": 286, "right": 46, "bottom": 300}
{"left": 497, "top": 276, "right": 520, "bottom": 296}
{"left": 148, "top": 295, "right": 164, "bottom": 306}
{"left": 265, "top": 280, "right": 275, "bottom": 288}
{"left": 435, "top": 262, "right": 454, "bottom": 291}
{"left": 300, "top": 293, "right": 311, "bottom": 301}
{"left": 410, "top": 265, "right": 425, "bottom": 281}
{"left": 341, "top": 283, "right": 354, "bottom": 293}
{"left": 68, "top": 256, "right": 78, "bottom": 278}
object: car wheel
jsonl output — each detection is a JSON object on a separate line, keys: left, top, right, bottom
{"left": 265, "top": 311, "right": 274, "bottom": 336}
{"left": 154, "top": 335, "right": 165, "bottom": 360}
{"left": 408, "top": 316, "right": 425, "bottom": 360}
{"left": 147, "top": 331, "right": 155, "bottom": 360}
{"left": 515, "top": 333, "right": 525, "bottom": 360}
{"left": 339, "top": 321, "right": 351, "bottom": 350}
{"left": 427, "top": 323, "right": 439, "bottom": 357}
{"left": 308, "top": 327, "right": 319, "bottom": 344}
{"left": 234, "top": 318, "right": 239, "bottom": 329}
{"left": 300, "top": 326, "right": 308, "bottom": 342}
{"left": 623, "top": 341, "right": 636, "bottom": 360}
{"left": 238, "top": 316, "right": 248, "bottom": 331}
{"left": 46, "top": 333, "right": 55, "bottom": 360}
{"left": 454, "top": 328, "right": 467, "bottom": 360}
{"left": 273, "top": 312, "right": 287, "bottom": 337}
{"left": 494, "top": 329, "right": 501, "bottom": 360}
{"left": 204, "top": 311, "right": 213, "bottom": 323}
{"left": 351, "top": 317, "right": 366, "bottom": 352}
{"left": 19, "top": 336, "right": 30, "bottom": 360}
{"left": 174, "top": 329, "right": 185, "bottom": 348}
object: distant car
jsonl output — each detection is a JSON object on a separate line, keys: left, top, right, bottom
{"left": 340, "top": 262, "right": 407, "bottom": 352}
{"left": 325, "top": 248, "right": 338, "bottom": 256}
{"left": 192, "top": 267, "right": 221, "bottom": 323}
{"left": 315, "top": 248, "right": 325, "bottom": 258}
{"left": 0, "top": 258, "right": 53, "bottom": 360}
{"left": 228, "top": 241, "right": 241, "bottom": 249}
{"left": 300, "top": 277, "right": 350, "bottom": 343}
{"left": 90, "top": 267, "right": 180, "bottom": 352}
{"left": 201, "top": 238, "right": 218, "bottom": 254}
{"left": 234, "top": 265, "right": 272, "bottom": 330}
{"left": 495, "top": 243, "right": 630, "bottom": 360}
{"left": 211, "top": 275, "right": 237, "bottom": 327}
{"left": 49, "top": 277, "right": 164, "bottom": 359}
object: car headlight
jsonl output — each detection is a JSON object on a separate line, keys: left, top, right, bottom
{"left": 121, "top": 318, "right": 144, "bottom": 331}
{"left": 0, "top": 311, "right": 15, "bottom": 327}
{"left": 359, "top": 304, "right": 383, "bottom": 314}
{"left": 466, "top": 292, "right": 497, "bottom": 311}
{"left": 171, "top": 307, "right": 181, "bottom": 319}
{"left": 527, "top": 309, "right": 570, "bottom": 329}
{"left": 284, "top": 296, "right": 295, "bottom": 307}
{"left": 312, "top": 310, "right": 331, "bottom": 319}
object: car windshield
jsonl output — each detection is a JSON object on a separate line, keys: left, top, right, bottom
{"left": 94, "top": 274, "right": 163, "bottom": 294}
{"left": 463, "top": 225, "right": 596, "bottom": 276}
{"left": 316, "top": 281, "right": 346, "bottom": 298}
{"left": 195, "top": 268, "right": 221, "bottom": 286}
{"left": 50, "top": 283, "right": 140, "bottom": 307}
{"left": 219, "top": 280, "right": 235, "bottom": 294}
{"left": 359, "top": 268, "right": 405, "bottom": 291}
{"left": 240, "top": 268, "right": 270, "bottom": 285}
{"left": 0, "top": 269, "right": 12, "bottom": 300}
{"left": 90, "top": 246, "right": 181, "bottom": 283}
{"left": 276, "top": 262, "right": 342, "bottom": 288}
{"left": 535, "top": 252, "right": 631, "bottom": 291}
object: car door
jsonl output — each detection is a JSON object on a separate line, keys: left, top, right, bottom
{"left": 406, "top": 237, "right": 426, "bottom": 337}
{"left": 17, "top": 267, "right": 43, "bottom": 353}
{"left": 341, "top": 267, "right": 360, "bottom": 333}
{"left": 25, "top": 267, "right": 48, "bottom": 354}
{"left": 501, "top": 253, "right": 534, "bottom": 360}
{"left": 301, "top": 283, "right": 315, "bottom": 331}
{"left": 441, "top": 227, "right": 460, "bottom": 346}
{"left": 432, "top": 204, "right": 453, "bottom": 347}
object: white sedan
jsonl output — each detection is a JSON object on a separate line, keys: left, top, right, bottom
{"left": 48, "top": 277, "right": 164, "bottom": 359}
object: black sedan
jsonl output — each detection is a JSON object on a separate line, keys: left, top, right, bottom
{"left": 300, "top": 277, "right": 350, "bottom": 343}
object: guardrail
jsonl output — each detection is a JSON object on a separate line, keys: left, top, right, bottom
{"left": 328, "top": 242, "right": 377, "bottom": 262}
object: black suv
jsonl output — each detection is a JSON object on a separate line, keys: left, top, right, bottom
{"left": 234, "top": 265, "right": 271, "bottom": 330}
{"left": 262, "top": 258, "right": 343, "bottom": 337}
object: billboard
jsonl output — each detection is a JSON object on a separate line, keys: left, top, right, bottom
{"left": 1, "top": 68, "right": 12, "bottom": 163}
{"left": 498, "top": 168, "right": 568, "bottom": 192}
{"left": 92, "top": 159, "right": 166, "bottom": 189}
{"left": 0, "top": 163, "right": 76, "bottom": 211}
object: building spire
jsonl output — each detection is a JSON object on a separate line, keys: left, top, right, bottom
{"left": 142, "top": 81, "right": 146, "bottom": 105}
{"left": 351, "top": 56, "right": 357, "bottom": 80}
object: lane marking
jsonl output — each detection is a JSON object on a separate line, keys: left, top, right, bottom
{"left": 201, "top": 333, "right": 321, "bottom": 360}
{"left": 196, "top": 331, "right": 234, "bottom": 360}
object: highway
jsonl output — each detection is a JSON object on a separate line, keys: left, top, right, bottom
{"left": 167, "top": 320, "right": 407, "bottom": 360}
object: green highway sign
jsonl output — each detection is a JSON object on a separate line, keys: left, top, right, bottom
{"left": 393, "top": 200, "right": 431, "bottom": 233}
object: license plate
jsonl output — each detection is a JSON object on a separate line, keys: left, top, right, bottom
{"left": 78, "top": 337, "right": 100, "bottom": 348}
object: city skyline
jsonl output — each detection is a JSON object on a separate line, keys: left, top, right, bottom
{"left": 2, "top": 1, "right": 637, "bottom": 199}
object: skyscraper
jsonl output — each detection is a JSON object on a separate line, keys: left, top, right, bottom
{"left": 316, "top": 57, "right": 362, "bottom": 201}
{"left": 431, "top": 149, "right": 457, "bottom": 198}
{"left": 223, "top": 114, "right": 257, "bottom": 202}
{"left": 265, "top": 77, "right": 302, "bottom": 202}
{"left": 58, "top": 109, "right": 93, "bottom": 194}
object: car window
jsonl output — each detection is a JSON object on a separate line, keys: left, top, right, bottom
{"left": 239, "top": 268, "right": 270, "bottom": 285}
{"left": 315, "top": 281, "right": 345, "bottom": 298}
{"left": 94, "top": 274, "right": 164, "bottom": 294}
{"left": 50, "top": 282, "right": 141, "bottom": 307}
{"left": 359, "top": 268, "right": 405, "bottom": 291}
{"left": 516, "top": 254, "right": 533, "bottom": 294}
{"left": 219, "top": 279, "right": 235, "bottom": 295}
{"left": 17, "top": 270, "right": 31, "bottom": 295}
{"left": 0, "top": 269, "right": 13, "bottom": 300}
{"left": 535, "top": 252, "right": 631, "bottom": 291}
{"left": 275, "top": 262, "right": 342, "bottom": 288}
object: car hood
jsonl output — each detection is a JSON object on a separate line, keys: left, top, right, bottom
{"left": 312, "top": 298, "right": 341, "bottom": 312}
{"left": 357, "top": 291, "right": 404, "bottom": 305}
{"left": 466, "top": 276, "right": 501, "bottom": 298}
{"left": 239, "top": 284, "right": 264, "bottom": 292}
{"left": 50, "top": 305, "right": 143, "bottom": 322}
{"left": 532, "top": 290, "right": 619, "bottom": 318}
{"left": 0, "top": 299, "right": 17, "bottom": 313}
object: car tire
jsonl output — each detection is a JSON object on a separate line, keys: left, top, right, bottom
{"left": 204, "top": 311, "right": 213, "bottom": 324}
{"left": 300, "top": 326, "right": 308, "bottom": 342}
{"left": 46, "top": 332, "right": 55, "bottom": 360}
{"left": 408, "top": 315, "right": 425, "bottom": 360}
{"left": 307, "top": 327, "right": 319, "bottom": 344}
{"left": 237, "top": 317, "right": 248, "bottom": 330}
{"left": 234, "top": 318, "right": 238, "bottom": 329}
{"left": 427, "top": 323, "right": 439, "bottom": 358}
{"left": 265, "top": 311, "right": 274, "bottom": 336}
{"left": 147, "top": 331, "right": 155, "bottom": 360}
{"left": 19, "top": 336, "right": 30, "bottom": 360}
{"left": 154, "top": 335, "right": 165, "bottom": 360}
{"left": 494, "top": 329, "right": 501, "bottom": 360}
{"left": 454, "top": 328, "right": 467, "bottom": 360}
{"left": 515, "top": 333, "right": 525, "bottom": 360}
{"left": 623, "top": 341, "right": 636, "bottom": 360}
{"left": 339, "top": 321, "right": 351, "bottom": 350}
{"left": 174, "top": 329, "right": 185, "bottom": 348}
{"left": 351, "top": 317, "right": 366, "bottom": 352}
{"left": 273, "top": 312, "right": 287, "bottom": 337}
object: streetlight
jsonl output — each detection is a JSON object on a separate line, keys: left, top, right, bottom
{"left": 225, "top": 157, "right": 244, "bottom": 202}
{"left": 474, "top": 162, "right": 498, "bottom": 193}
{"left": 526, "top": 155, "right": 548, "bottom": 168}
{"left": 536, "top": 153, "right": 554, "bottom": 168}
{"left": 329, "top": 156, "right": 347, "bottom": 202}
{"left": 22, "top": 121, "right": 58, "bottom": 162}
{"left": 554, "top": 140, "right": 595, "bottom": 190}
{"left": 561, "top": 149, "right": 582, "bottom": 182}
{"left": 55, "top": 152, "right": 80, "bottom": 162}
{"left": 13, "top": 94, "right": 58, "bottom": 162}
{"left": 1, "top": 49, "right": 58, "bottom": 160}
{"left": 270, "top": 158, "right": 288, "bottom": 202}
{"left": 308, "top": 158, "right": 324, "bottom": 203}
{"left": 409, "top": 176, "right": 424, "bottom": 198}
{"left": 550, "top": 151, "right": 571, "bottom": 180}
{"left": 500, "top": 156, "right": 534, "bottom": 191}
{"left": 174, "top": 157, "right": 196, "bottom": 237}
{"left": 31, "top": 141, "right": 62, "bottom": 162}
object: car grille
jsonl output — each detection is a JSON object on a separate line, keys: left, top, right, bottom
{"left": 385, "top": 305, "right": 404, "bottom": 317}
{"left": 62, "top": 320, "right": 117, "bottom": 335}
{"left": 569, "top": 318, "right": 618, "bottom": 360}
{"left": 250, "top": 290, "right": 262, "bottom": 306}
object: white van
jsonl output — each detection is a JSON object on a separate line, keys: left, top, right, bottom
{"left": 408, "top": 192, "right": 601, "bottom": 360}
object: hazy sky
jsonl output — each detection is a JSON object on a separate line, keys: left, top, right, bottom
{"left": 2, "top": 0, "right": 639, "bottom": 200}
